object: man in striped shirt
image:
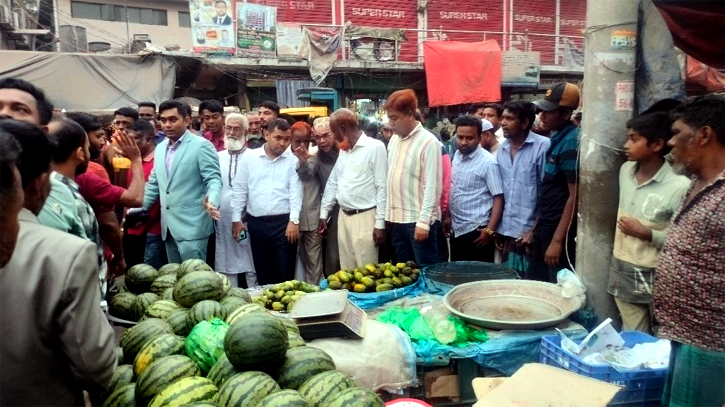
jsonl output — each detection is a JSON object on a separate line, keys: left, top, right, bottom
{"left": 384, "top": 89, "right": 442, "bottom": 266}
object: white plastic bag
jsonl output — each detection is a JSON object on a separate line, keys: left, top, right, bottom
{"left": 557, "top": 268, "right": 586, "bottom": 299}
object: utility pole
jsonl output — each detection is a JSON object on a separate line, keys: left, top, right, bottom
{"left": 578, "top": 0, "right": 638, "bottom": 325}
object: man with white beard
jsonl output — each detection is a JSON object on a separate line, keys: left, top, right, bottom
{"left": 213, "top": 113, "right": 257, "bottom": 287}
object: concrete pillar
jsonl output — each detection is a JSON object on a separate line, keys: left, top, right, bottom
{"left": 577, "top": 0, "right": 639, "bottom": 325}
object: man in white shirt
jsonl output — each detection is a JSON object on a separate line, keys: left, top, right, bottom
{"left": 231, "top": 119, "right": 302, "bottom": 284}
{"left": 319, "top": 109, "right": 387, "bottom": 270}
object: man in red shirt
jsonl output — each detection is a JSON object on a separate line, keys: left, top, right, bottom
{"left": 200, "top": 100, "right": 225, "bottom": 152}
{"left": 124, "top": 120, "right": 167, "bottom": 268}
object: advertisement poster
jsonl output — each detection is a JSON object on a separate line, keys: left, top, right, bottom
{"left": 501, "top": 51, "right": 540, "bottom": 87}
{"left": 276, "top": 23, "right": 303, "bottom": 57}
{"left": 189, "top": 0, "right": 236, "bottom": 54}
{"left": 236, "top": 3, "right": 277, "bottom": 58}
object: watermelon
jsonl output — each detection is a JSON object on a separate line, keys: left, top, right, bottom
{"left": 276, "top": 347, "right": 335, "bottom": 390}
{"left": 150, "top": 274, "right": 177, "bottom": 296}
{"left": 109, "top": 292, "right": 136, "bottom": 320}
{"left": 215, "top": 371, "right": 280, "bottom": 407}
{"left": 161, "top": 287, "right": 175, "bottom": 301}
{"left": 178, "top": 259, "right": 213, "bottom": 278}
{"left": 135, "top": 355, "right": 200, "bottom": 402}
{"left": 126, "top": 264, "right": 159, "bottom": 293}
{"left": 104, "top": 365, "right": 134, "bottom": 399}
{"left": 277, "top": 317, "right": 300, "bottom": 335}
{"left": 158, "top": 263, "right": 180, "bottom": 276}
{"left": 133, "top": 334, "right": 185, "bottom": 377}
{"left": 131, "top": 293, "right": 159, "bottom": 321}
{"left": 216, "top": 272, "right": 232, "bottom": 296}
{"left": 102, "top": 383, "right": 136, "bottom": 407}
{"left": 224, "top": 312, "right": 288, "bottom": 374}
{"left": 225, "top": 303, "right": 265, "bottom": 325}
{"left": 185, "top": 402, "right": 218, "bottom": 407}
{"left": 288, "top": 332, "right": 306, "bottom": 348}
{"left": 298, "top": 371, "right": 356, "bottom": 407}
{"left": 189, "top": 300, "right": 227, "bottom": 327}
{"left": 320, "top": 388, "right": 384, "bottom": 407}
{"left": 220, "top": 296, "right": 248, "bottom": 316}
{"left": 148, "top": 376, "right": 217, "bottom": 407}
{"left": 185, "top": 319, "right": 229, "bottom": 375}
{"left": 120, "top": 318, "right": 173, "bottom": 363}
{"left": 165, "top": 308, "right": 192, "bottom": 336}
{"left": 174, "top": 271, "right": 226, "bottom": 308}
{"left": 228, "top": 287, "right": 252, "bottom": 303}
{"left": 115, "top": 347, "right": 124, "bottom": 366}
{"left": 258, "top": 390, "right": 310, "bottom": 407}
{"left": 144, "top": 300, "right": 182, "bottom": 320}
{"left": 207, "top": 353, "right": 237, "bottom": 388}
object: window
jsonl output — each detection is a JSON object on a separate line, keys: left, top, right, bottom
{"left": 178, "top": 11, "right": 191, "bottom": 28}
{"left": 70, "top": 1, "right": 167, "bottom": 26}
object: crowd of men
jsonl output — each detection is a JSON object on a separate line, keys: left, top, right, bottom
{"left": 0, "top": 76, "right": 723, "bottom": 406}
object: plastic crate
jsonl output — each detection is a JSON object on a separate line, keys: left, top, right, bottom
{"left": 540, "top": 331, "right": 668, "bottom": 406}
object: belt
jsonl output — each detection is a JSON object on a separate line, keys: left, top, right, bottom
{"left": 341, "top": 206, "right": 375, "bottom": 216}
{"left": 249, "top": 213, "right": 289, "bottom": 222}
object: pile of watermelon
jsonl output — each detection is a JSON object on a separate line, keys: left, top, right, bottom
{"left": 103, "top": 259, "right": 385, "bottom": 407}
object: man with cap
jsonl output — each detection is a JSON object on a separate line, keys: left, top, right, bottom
{"left": 479, "top": 119, "right": 499, "bottom": 155}
{"left": 527, "top": 82, "right": 581, "bottom": 283}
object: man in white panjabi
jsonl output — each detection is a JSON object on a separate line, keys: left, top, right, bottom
{"left": 215, "top": 113, "right": 257, "bottom": 287}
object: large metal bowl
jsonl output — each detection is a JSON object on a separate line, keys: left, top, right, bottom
{"left": 443, "top": 280, "right": 583, "bottom": 330}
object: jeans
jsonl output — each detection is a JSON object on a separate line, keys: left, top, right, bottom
{"left": 389, "top": 222, "right": 440, "bottom": 267}
{"left": 144, "top": 233, "right": 168, "bottom": 269}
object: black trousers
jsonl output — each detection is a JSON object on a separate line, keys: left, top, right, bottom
{"left": 247, "top": 214, "right": 297, "bottom": 285}
{"left": 450, "top": 228, "right": 495, "bottom": 262}
{"left": 526, "top": 221, "right": 577, "bottom": 283}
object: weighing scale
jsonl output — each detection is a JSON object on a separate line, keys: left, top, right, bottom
{"left": 290, "top": 290, "right": 367, "bottom": 340}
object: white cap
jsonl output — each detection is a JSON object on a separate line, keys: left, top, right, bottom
{"left": 481, "top": 119, "right": 494, "bottom": 132}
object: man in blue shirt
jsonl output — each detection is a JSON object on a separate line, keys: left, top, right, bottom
{"left": 496, "top": 101, "right": 550, "bottom": 276}
{"left": 528, "top": 83, "right": 581, "bottom": 282}
{"left": 443, "top": 115, "right": 503, "bottom": 262}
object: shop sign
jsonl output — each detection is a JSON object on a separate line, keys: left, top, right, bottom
{"left": 236, "top": 3, "right": 277, "bottom": 58}
{"left": 189, "top": 0, "right": 236, "bottom": 55}
{"left": 502, "top": 51, "right": 541, "bottom": 87}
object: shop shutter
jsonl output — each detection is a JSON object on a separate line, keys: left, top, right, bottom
{"left": 426, "top": 0, "right": 505, "bottom": 48}
{"left": 510, "top": 0, "right": 556, "bottom": 64}
{"left": 344, "top": 0, "right": 419, "bottom": 61}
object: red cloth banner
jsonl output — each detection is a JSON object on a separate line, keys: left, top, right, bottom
{"left": 423, "top": 40, "right": 502, "bottom": 107}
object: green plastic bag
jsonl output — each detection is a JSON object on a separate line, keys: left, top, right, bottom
{"left": 185, "top": 318, "right": 229, "bottom": 374}
{"left": 377, "top": 306, "right": 487, "bottom": 345}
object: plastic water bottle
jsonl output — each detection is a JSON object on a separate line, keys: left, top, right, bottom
{"left": 421, "top": 304, "right": 456, "bottom": 344}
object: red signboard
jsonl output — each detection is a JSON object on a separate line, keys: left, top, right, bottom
{"left": 559, "top": 0, "right": 586, "bottom": 50}
{"left": 237, "top": 0, "right": 332, "bottom": 24}
{"left": 344, "top": 0, "right": 418, "bottom": 61}
{"left": 511, "top": 0, "right": 556, "bottom": 64}
{"left": 426, "top": 0, "right": 505, "bottom": 49}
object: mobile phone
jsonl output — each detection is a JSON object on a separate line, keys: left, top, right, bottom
{"left": 236, "top": 229, "right": 247, "bottom": 242}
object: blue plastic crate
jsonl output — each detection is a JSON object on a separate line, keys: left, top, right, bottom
{"left": 539, "top": 331, "right": 668, "bottom": 407}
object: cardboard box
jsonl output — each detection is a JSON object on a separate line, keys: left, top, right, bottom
{"left": 472, "top": 363, "right": 621, "bottom": 407}
{"left": 424, "top": 367, "right": 459, "bottom": 401}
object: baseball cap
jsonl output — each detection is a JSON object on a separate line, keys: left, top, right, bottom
{"left": 533, "top": 82, "right": 580, "bottom": 111}
{"left": 481, "top": 119, "right": 494, "bottom": 132}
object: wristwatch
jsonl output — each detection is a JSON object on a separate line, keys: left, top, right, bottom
{"left": 483, "top": 227, "right": 496, "bottom": 236}
{"left": 291, "top": 218, "right": 299, "bottom": 225}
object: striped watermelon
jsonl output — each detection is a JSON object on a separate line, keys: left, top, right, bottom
{"left": 215, "top": 273, "right": 232, "bottom": 296}
{"left": 275, "top": 347, "right": 335, "bottom": 390}
{"left": 215, "top": 371, "right": 280, "bottom": 407}
{"left": 158, "top": 263, "right": 180, "bottom": 276}
{"left": 189, "top": 300, "right": 227, "bottom": 327}
{"left": 150, "top": 274, "right": 177, "bottom": 296}
{"left": 288, "top": 332, "right": 306, "bottom": 348}
{"left": 220, "top": 296, "right": 248, "bottom": 316}
{"left": 148, "top": 376, "right": 217, "bottom": 407}
{"left": 258, "top": 390, "right": 310, "bottom": 407}
{"left": 131, "top": 293, "right": 159, "bottom": 321}
{"left": 320, "top": 388, "right": 384, "bottom": 407}
{"left": 144, "top": 300, "right": 182, "bottom": 320}
{"left": 133, "top": 333, "right": 185, "bottom": 377}
{"left": 120, "top": 318, "right": 173, "bottom": 363}
{"left": 174, "top": 271, "right": 226, "bottom": 308}
{"left": 298, "top": 371, "right": 356, "bottom": 406}
{"left": 207, "top": 353, "right": 237, "bottom": 388}
{"left": 178, "top": 259, "right": 213, "bottom": 278}
{"left": 161, "top": 287, "right": 175, "bottom": 301}
{"left": 102, "top": 383, "right": 136, "bottom": 407}
{"left": 109, "top": 292, "right": 137, "bottom": 321}
{"left": 224, "top": 312, "right": 288, "bottom": 374}
{"left": 185, "top": 402, "right": 218, "bottom": 407}
{"left": 228, "top": 287, "right": 252, "bottom": 303}
{"left": 185, "top": 319, "right": 229, "bottom": 375}
{"left": 135, "top": 355, "right": 200, "bottom": 402}
{"left": 277, "top": 317, "right": 300, "bottom": 335}
{"left": 126, "top": 264, "right": 160, "bottom": 293}
{"left": 225, "top": 303, "right": 265, "bottom": 325}
{"left": 165, "top": 308, "right": 192, "bottom": 336}
{"left": 104, "top": 365, "right": 134, "bottom": 399}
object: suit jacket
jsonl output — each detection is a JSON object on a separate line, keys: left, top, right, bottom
{"left": 0, "top": 209, "right": 116, "bottom": 406}
{"left": 143, "top": 131, "right": 222, "bottom": 241}
{"left": 215, "top": 14, "right": 232, "bottom": 25}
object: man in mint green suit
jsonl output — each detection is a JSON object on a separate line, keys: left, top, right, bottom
{"left": 143, "top": 100, "right": 222, "bottom": 262}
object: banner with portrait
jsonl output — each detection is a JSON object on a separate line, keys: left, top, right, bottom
{"left": 189, "top": 0, "right": 236, "bottom": 54}
{"left": 236, "top": 3, "right": 277, "bottom": 58}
